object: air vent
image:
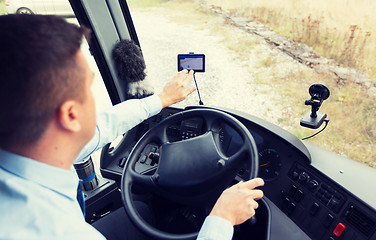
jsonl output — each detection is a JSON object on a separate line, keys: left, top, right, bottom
{"left": 345, "top": 204, "right": 376, "bottom": 237}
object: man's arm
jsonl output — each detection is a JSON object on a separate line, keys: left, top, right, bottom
{"left": 197, "top": 178, "right": 264, "bottom": 240}
{"left": 76, "top": 70, "right": 196, "bottom": 162}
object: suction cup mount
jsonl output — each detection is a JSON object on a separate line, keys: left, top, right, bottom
{"left": 300, "top": 84, "right": 330, "bottom": 129}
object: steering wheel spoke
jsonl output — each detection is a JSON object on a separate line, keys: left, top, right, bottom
{"left": 128, "top": 168, "right": 156, "bottom": 188}
{"left": 228, "top": 142, "right": 249, "bottom": 162}
{"left": 202, "top": 114, "right": 221, "bottom": 132}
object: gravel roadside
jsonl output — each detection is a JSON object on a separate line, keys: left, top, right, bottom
{"left": 131, "top": 7, "right": 292, "bottom": 126}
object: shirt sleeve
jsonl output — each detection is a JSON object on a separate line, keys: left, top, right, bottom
{"left": 197, "top": 216, "right": 234, "bottom": 240}
{"left": 75, "top": 95, "right": 162, "bottom": 162}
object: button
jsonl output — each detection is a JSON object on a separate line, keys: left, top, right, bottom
{"left": 328, "top": 198, "right": 338, "bottom": 210}
{"left": 294, "top": 190, "right": 304, "bottom": 202}
{"left": 288, "top": 185, "right": 298, "bottom": 197}
{"left": 321, "top": 196, "right": 330, "bottom": 205}
{"left": 310, "top": 202, "right": 320, "bottom": 216}
{"left": 280, "top": 189, "right": 287, "bottom": 197}
{"left": 298, "top": 172, "right": 309, "bottom": 182}
{"left": 323, "top": 214, "right": 334, "bottom": 228}
{"left": 292, "top": 171, "right": 299, "bottom": 180}
{"left": 282, "top": 197, "right": 290, "bottom": 210}
{"left": 324, "top": 191, "right": 332, "bottom": 199}
{"left": 119, "top": 157, "right": 127, "bottom": 167}
{"left": 148, "top": 152, "right": 160, "bottom": 166}
{"left": 334, "top": 192, "right": 342, "bottom": 200}
{"left": 286, "top": 202, "right": 296, "bottom": 215}
{"left": 333, "top": 223, "right": 346, "bottom": 237}
{"left": 308, "top": 180, "right": 319, "bottom": 190}
{"left": 140, "top": 155, "right": 147, "bottom": 164}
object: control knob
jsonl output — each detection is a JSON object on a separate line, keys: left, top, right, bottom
{"left": 308, "top": 180, "right": 319, "bottom": 190}
{"left": 298, "top": 172, "right": 309, "bottom": 182}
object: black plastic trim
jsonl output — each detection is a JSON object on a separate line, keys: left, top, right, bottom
{"left": 69, "top": 0, "right": 121, "bottom": 105}
{"left": 185, "top": 105, "right": 311, "bottom": 164}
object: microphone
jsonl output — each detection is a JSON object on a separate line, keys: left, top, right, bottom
{"left": 112, "top": 40, "right": 153, "bottom": 99}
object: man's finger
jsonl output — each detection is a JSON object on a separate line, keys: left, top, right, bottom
{"left": 178, "top": 69, "right": 188, "bottom": 76}
{"left": 183, "top": 70, "right": 194, "bottom": 85}
{"left": 250, "top": 200, "right": 259, "bottom": 210}
{"left": 242, "top": 178, "right": 264, "bottom": 190}
{"left": 185, "top": 86, "right": 197, "bottom": 97}
{"left": 250, "top": 189, "right": 264, "bottom": 200}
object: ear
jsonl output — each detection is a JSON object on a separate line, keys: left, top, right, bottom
{"left": 57, "top": 100, "right": 82, "bottom": 132}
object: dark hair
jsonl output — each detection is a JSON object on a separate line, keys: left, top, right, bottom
{"left": 0, "top": 14, "right": 90, "bottom": 148}
{"left": 112, "top": 39, "right": 146, "bottom": 83}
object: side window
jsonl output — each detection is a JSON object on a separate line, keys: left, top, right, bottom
{"left": 79, "top": 35, "right": 112, "bottom": 113}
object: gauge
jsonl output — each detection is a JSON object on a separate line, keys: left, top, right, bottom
{"left": 258, "top": 148, "right": 282, "bottom": 181}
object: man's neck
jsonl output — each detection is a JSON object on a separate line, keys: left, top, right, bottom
{"left": 5, "top": 131, "right": 80, "bottom": 170}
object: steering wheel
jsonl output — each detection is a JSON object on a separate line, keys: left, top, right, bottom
{"left": 121, "top": 108, "right": 258, "bottom": 240}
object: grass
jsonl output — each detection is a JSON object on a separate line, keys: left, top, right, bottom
{"left": 275, "top": 70, "right": 376, "bottom": 168}
{"left": 203, "top": 0, "right": 376, "bottom": 82}
{"left": 260, "top": 56, "right": 276, "bottom": 68}
{"left": 127, "top": 0, "right": 376, "bottom": 168}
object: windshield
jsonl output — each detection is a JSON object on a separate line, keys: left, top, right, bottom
{"left": 1, "top": 0, "right": 374, "bottom": 169}
{"left": 126, "top": 0, "right": 375, "bottom": 169}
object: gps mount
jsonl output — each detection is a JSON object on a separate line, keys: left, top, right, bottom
{"left": 300, "top": 84, "right": 330, "bottom": 129}
{"left": 178, "top": 52, "right": 205, "bottom": 105}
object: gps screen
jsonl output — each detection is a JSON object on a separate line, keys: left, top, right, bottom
{"left": 178, "top": 54, "right": 205, "bottom": 72}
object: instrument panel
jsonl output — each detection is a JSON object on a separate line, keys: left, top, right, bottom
{"left": 100, "top": 107, "right": 376, "bottom": 240}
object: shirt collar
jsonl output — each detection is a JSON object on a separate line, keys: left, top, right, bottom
{"left": 0, "top": 148, "right": 79, "bottom": 200}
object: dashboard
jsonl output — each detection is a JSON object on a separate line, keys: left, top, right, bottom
{"left": 100, "top": 106, "right": 376, "bottom": 240}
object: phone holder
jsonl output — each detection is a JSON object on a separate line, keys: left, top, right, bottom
{"left": 300, "top": 84, "right": 330, "bottom": 129}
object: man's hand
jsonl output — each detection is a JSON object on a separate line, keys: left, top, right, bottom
{"left": 209, "top": 178, "right": 264, "bottom": 226}
{"left": 157, "top": 69, "right": 196, "bottom": 108}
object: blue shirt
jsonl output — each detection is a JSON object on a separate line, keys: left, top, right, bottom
{"left": 0, "top": 148, "right": 105, "bottom": 240}
{"left": 0, "top": 95, "right": 233, "bottom": 239}
{"left": 76, "top": 95, "right": 163, "bottom": 162}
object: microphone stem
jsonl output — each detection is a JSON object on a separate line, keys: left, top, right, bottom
{"left": 193, "top": 73, "right": 204, "bottom": 105}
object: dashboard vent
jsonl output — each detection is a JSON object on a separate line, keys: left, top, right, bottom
{"left": 345, "top": 204, "right": 376, "bottom": 237}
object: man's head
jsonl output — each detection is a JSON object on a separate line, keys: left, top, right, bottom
{"left": 0, "top": 14, "right": 93, "bottom": 150}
